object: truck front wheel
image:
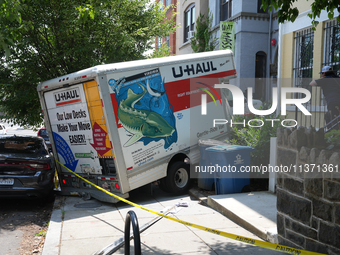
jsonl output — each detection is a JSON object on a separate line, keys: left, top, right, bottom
{"left": 165, "top": 162, "right": 191, "bottom": 194}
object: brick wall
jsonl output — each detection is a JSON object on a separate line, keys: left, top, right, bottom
{"left": 276, "top": 127, "right": 340, "bottom": 255}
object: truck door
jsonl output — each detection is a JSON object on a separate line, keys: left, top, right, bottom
{"left": 83, "top": 81, "right": 115, "bottom": 175}
{"left": 44, "top": 81, "right": 114, "bottom": 176}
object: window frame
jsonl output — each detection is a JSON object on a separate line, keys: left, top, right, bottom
{"left": 184, "top": 4, "right": 195, "bottom": 43}
{"left": 293, "top": 28, "right": 314, "bottom": 89}
{"left": 292, "top": 28, "right": 328, "bottom": 128}
{"left": 220, "top": 0, "right": 232, "bottom": 21}
{"left": 156, "top": 36, "right": 162, "bottom": 50}
{"left": 323, "top": 19, "right": 340, "bottom": 75}
{"left": 166, "top": 35, "right": 170, "bottom": 47}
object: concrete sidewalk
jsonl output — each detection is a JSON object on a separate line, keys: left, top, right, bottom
{"left": 42, "top": 186, "right": 279, "bottom": 255}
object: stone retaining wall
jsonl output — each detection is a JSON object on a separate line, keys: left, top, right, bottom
{"left": 276, "top": 127, "right": 340, "bottom": 254}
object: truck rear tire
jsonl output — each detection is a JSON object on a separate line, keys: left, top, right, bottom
{"left": 165, "top": 162, "right": 191, "bottom": 194}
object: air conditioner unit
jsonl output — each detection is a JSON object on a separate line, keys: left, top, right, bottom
{"left": 188, "top": 31, "right": 195, "bottom": 39}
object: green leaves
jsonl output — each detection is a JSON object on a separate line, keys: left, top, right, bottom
{"left": 191, "top": 10, "right": 218, "bottom": 53}
{"left": 227, "top": 102, "right": 283, "bottom": 166}
{"left": 76, "top": 4, "right": 95, "bottom": 22}
{"left": 0, "top": 0, "right": 176, "bottom": 126}
{"left": 262, "top": 0, "right": 340, "bottom": 27}
{"left": 0, "top": 0, "right": 22, "bottom": 23}
{"left": 148, "top": 42, "right": 172, "bottom": 59}
{"left": 325, "top": 129, "right": 340, "bottom": 149}
{"left": 0, "top": 0, "right": 22, "bottom": 56}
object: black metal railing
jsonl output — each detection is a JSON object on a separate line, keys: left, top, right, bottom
{"left": 324, "top": 114, "right": 340, "bottom": 132}
{"left": 124, "top": 211, "right": 141, "bottom": 255}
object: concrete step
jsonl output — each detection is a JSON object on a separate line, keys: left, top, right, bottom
{"left": 207, "top": 191, "right": 278, "bottom": 243}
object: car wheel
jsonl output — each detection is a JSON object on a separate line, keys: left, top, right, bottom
{"left": 165, "top": 161, "right": 191, "bottom": 194}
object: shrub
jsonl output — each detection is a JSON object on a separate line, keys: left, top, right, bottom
{"left": 325, "top": 129, "right": 340, "bottom": 149}
{"left": 227, "top": 102, "right": 282, "bottom": 166}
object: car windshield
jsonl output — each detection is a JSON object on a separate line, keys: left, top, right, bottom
{"left": 39, "top": 129, "right": 49, "bottom": 137}
{"left": 0, "top": 137, "right": 44, "bottom": 154}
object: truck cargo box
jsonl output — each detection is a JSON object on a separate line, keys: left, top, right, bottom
{"left": 37, "top": 50, "right": 236, "bottom": 203}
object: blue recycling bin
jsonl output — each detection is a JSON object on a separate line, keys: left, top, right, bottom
{"left": 198, "top": 139, "right": 229, "bottom": 190}
{"left": 205, "top": 145, "right": 254, "bottom": 194}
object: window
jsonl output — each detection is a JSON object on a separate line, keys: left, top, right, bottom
{"left": 255, "top": 51, "right": 267, "bottom": 100}
{"left": 221, "top": 0, "right": 232, "bottom": 21}
{"left": 157, "top": 36, "right": 162, "bottom": 50}
{"left": 294, "top": 28, "right": 314, "bottom": 89}
{"left": 184, "top": 4, "right": 195, "bottom": 43}
{"left": 165, "top": 0, "right": 171, "bottom": 7}
{"left": 255, "top": 52, "right": 267, "bottom": 78}
{"left": 324, "top": 19, "right": 340, "bottom": 75}
{"left": 166, "top": 36, "right": 170, "bottom": 47}
{"left": 293, "top": 28, "right": 320, "bottom": 128}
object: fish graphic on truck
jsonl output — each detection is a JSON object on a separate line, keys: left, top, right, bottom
{"left": 109, "top": 68, "right": 177, "bottom": 149}
{"left": 117, "top": 85, "right": 175, "bottom": 147}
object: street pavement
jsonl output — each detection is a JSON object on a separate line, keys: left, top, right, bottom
{"left": 42, "top": 186, "right": 282, "bottom": 255}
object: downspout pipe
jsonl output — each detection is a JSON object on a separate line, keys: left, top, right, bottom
{"left": 276, "top": 21, "right": 283, "bottom": 117}
{"left": 267, "top": 11, "right": 273, "bottom": 101}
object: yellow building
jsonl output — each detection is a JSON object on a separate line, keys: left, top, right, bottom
{"left": 278, "top": 0, "right": 339, "bottom": 129}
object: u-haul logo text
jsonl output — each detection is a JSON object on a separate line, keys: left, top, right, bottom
{"left": 54, "top": 88, "right": 81, "bottom": 107}
{"left": 172, "top": 61, "right": 217, "bottom": 78}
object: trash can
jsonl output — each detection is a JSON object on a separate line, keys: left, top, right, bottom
{"left": 197, "top": 139, "right": 229, "bottom": 190}
{"left": 205, "top": 145, "right": 254, "bottom": 194}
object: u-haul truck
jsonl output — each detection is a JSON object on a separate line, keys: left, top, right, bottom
{"left": 37, "top": 50, "right": 236, "bottom": 203}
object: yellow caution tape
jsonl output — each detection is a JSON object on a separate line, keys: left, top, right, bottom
{"left": 55, "top": 160, "right": 325, "bottom": 255}
{"left": 54, "top": 167, "right": 58, "bottom": 189}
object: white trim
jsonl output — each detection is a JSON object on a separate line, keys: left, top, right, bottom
{"left": 188, "top": 30, "right": 195, "bottom": 38}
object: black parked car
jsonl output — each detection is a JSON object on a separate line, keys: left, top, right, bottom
{"left": 0, "top": 135, "right": 55, "bottom": 200}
